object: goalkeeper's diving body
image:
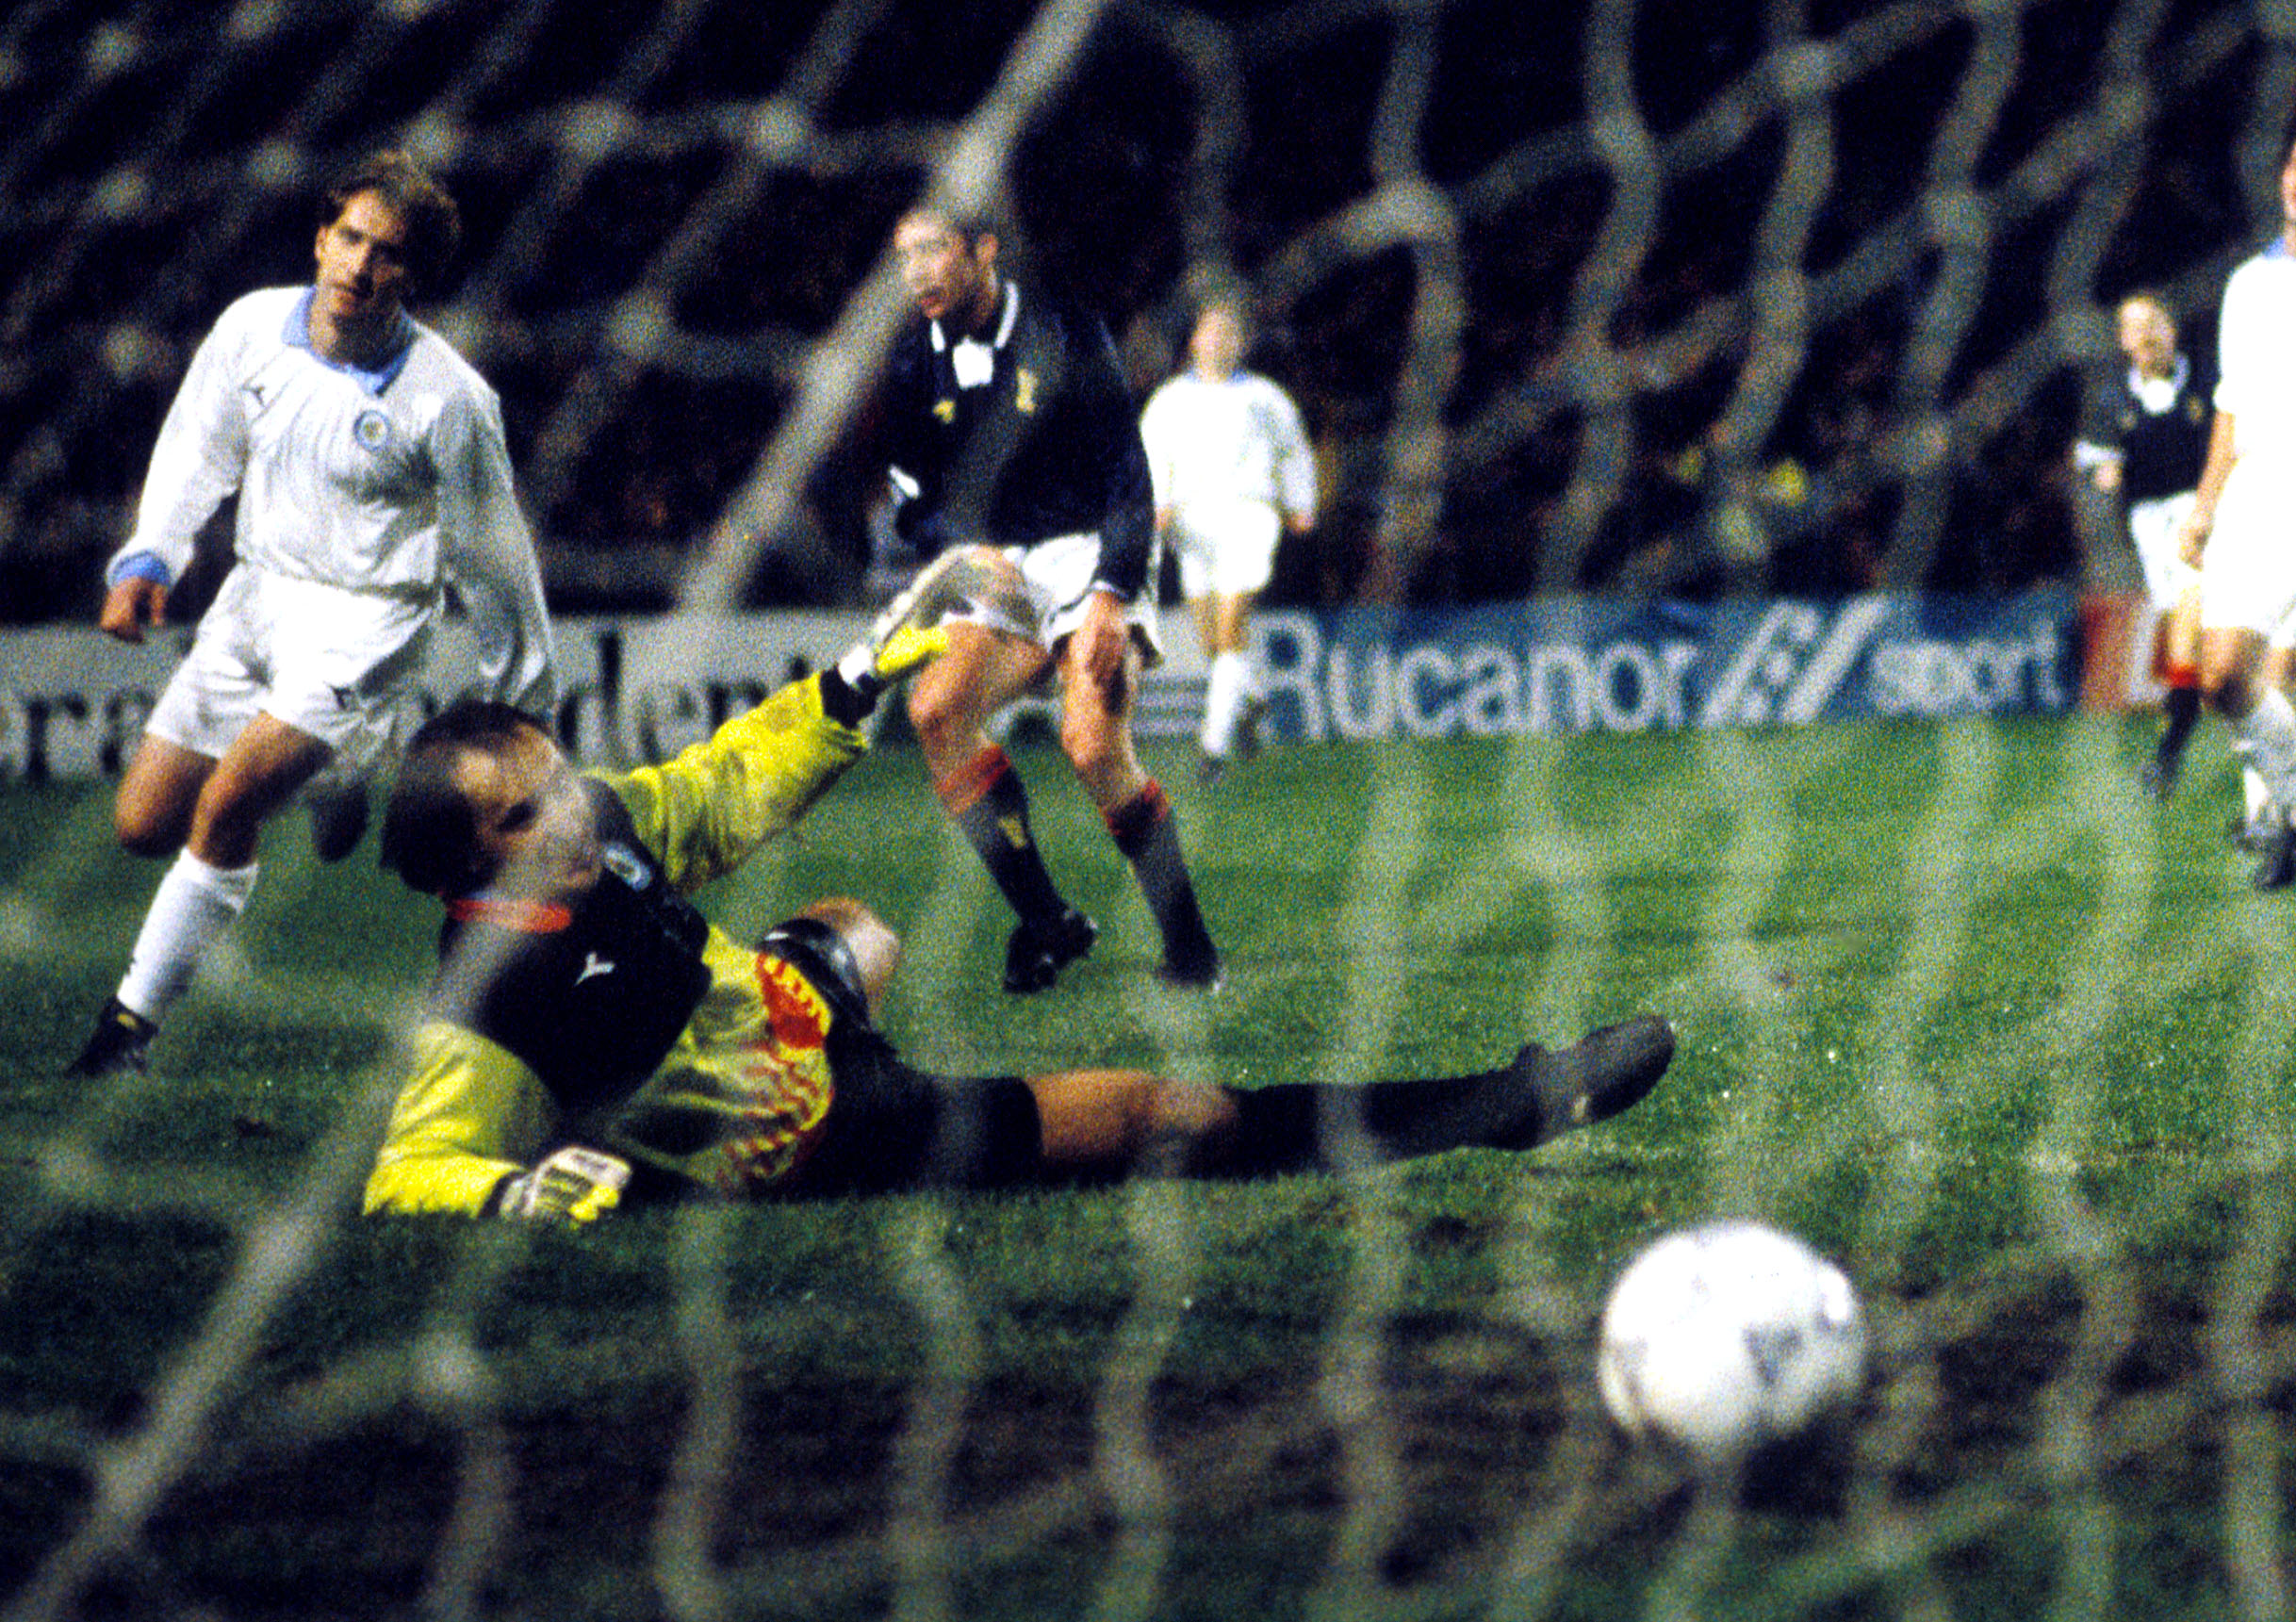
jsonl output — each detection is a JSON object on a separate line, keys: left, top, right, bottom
{"left": 363, "top": 572, "right": 1675, "bottom": 1221}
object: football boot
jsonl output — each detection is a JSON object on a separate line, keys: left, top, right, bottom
{"left": 1499, "top": 1013, "right": 1676, "bottom": 1148}
{"left": 1002, "top": 908, "right": 1098, "bottom": 994}
{"left": 64, "top": 997, "right": 158, "bottom": 1078}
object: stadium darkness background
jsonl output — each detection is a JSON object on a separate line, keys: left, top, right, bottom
{"left": 0, "top": 0, "right": 2267, "bottom": 625}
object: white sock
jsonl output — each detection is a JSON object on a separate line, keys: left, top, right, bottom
{"left": 115, "top": 851, "right": 259, "bottom": 1024}
{"left": 2232, "top": 688, "right": 2296, "bottom": 818}
{"left": 1201, "top": 652, "right": 1253, "bottom": 757}
{"left": 2246, "top": 766, "right": 2273, "bottom": 825}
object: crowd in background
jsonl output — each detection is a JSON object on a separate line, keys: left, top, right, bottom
{"left": 0, "top": 0, "right": 2261, "bottom": 627}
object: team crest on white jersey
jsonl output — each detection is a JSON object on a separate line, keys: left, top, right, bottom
{"left": 353, "top": 409, "right": 390, "bottom": 452}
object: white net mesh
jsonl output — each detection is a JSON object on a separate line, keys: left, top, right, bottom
{"left": 7, "top": 1, "right": 2296, "bottom": 1618}
{"left": 0, "top": 0, "right": 2274, "bottom": 624}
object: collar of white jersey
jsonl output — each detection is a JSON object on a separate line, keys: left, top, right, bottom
{"left": 928, "top": 279, "right": 1020, "bottom": 362}
{"left": 287, "top": 288, "right": 419, "bottom": 396}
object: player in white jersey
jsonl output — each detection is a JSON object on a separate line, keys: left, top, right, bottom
{"left": 1139, "top": 299, "right": 1318, "bottom": 782}
{"left": 2180, "top": 127, "right": 2296, "bottom": 890}
{"left": 65, "top": 150, "right": 557, "bottom": 1076}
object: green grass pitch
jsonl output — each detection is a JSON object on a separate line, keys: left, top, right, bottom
{"left": 3, "top": 713, "right": 2293, "bottom": 1620}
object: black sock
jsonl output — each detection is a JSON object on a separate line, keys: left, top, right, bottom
{"left": 1106, "top": 782, "right": 1217, "bottom": 969}
{"left": 2159, "top": 684, "right": 2202, "bottom": 760}
{"left": 943, "top": 747, "right": 1069, "bottom": 924}
{"left": 1203, "top": 1066, "right": 1514, "bottom": 1178}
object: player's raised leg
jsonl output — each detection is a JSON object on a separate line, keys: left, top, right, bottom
{"left": 1020, "top": 1012, "right": 1676, "bottom": 1179}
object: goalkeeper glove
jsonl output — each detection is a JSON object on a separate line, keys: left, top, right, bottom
{"left": 831, "top": 549, "right": 987, "bottom": 703}
{"left": 492, "top": 1145, "right": 631, "bottom": 1224}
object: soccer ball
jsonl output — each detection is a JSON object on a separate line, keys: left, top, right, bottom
{"left": 1596, "top": 1221, "right": 1867, "bottom": 1465}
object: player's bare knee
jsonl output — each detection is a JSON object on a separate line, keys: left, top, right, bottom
{"left": 907, "top": 670, "right": 985, "bottom": 757}
{"left": 1058, "top": 708, "right": 1126, "bottom": 784}
{"left": 114, "top": 804, "right": 183, "bottom": 860}
{"left": 185, "top": 778, "right": 280, "bottom": 866}
{"left": 796, "top": 895, "right": 901, "bottom": 1018}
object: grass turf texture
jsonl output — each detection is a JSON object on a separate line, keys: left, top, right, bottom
{"left": 3, "top": 713, "right": 2294, "bottom": 1619}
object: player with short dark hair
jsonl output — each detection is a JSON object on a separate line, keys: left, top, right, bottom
{"left": 319, "top": 149, "right": 462, "bottom": 299}
{"left": 362, "top": 610, "right": 1673, "bottom": 1221}
{"left": 63, "top": 147, "right": 557, "bottom": 1080}
{"left": 873, "top": 205, "right": 1222, "bottom": 995}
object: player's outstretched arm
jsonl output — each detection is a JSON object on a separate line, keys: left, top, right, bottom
{"left": 609, "top": 553, "right": 980, "bottom": 889}
{"left": 365, "top": 1024, "right": 554, "bottom": 1217}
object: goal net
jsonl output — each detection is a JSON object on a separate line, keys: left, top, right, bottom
{"left": 5, "top": 0, "right": 2296, "bottom": 1617}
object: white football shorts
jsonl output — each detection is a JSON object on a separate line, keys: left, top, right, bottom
{"left": 2200, "top": 461, "right": 2296, "bottom": 639}
{"left": 2126, "top": 490, "right": 2199, "bottom": 611}
{"left": 145, "top": 564, "right": 437, "bottom": 771}
{"left": 1168, "top": 498, "right": 1282, "bottom": 600}
{"left": 946, "top": 532, "right": 1164, "bottom": 665}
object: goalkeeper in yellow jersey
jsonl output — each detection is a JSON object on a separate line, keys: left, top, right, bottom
{"left": 362, "top": 568, "right": 1677, "bottom": 1221}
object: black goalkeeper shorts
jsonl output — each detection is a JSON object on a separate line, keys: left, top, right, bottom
{"left": 761, "top": 921, "right": 1041, "bottom": 1196}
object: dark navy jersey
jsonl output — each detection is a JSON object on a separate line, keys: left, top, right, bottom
{"left": 2080, "top": 356, "right": 2211, "bottom": 505}
{"left": 879, "top": 279, "right": 1156, "bottom": 601}
{"left": 429, "top": 780, "right": 712, "bottom": 1118}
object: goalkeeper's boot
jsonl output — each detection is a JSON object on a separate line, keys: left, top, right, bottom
{"left": 1003, "top": 908, "right": 1098, "bottom": 994}
{"left": 1494, "top": 1014, "right": 1676, "bottom": 1149}
{"left": 64, "top": 997, "right": 158, "bottom": 1078}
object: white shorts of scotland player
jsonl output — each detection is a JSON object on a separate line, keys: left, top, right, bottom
{"left": 1170, "top": 499, "right": 1281, "bottom": 600}
{"left": 945, "top": 532, "right": 1164, "bottom": 665}
{"left": 145, "top": 564, "right": 436, "bottom": 770}
{"left": 2127, "top": 491, "right": 2199, "bottom": 611}
{"left": 2200, "top": 464, "right": 2296, "bottom": 639}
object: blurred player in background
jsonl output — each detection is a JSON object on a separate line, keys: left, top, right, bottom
{"left": 2072, "top": 290, "right": 2210, "bottom": 798}
{"left": 360, "top": 612, "right": 1672, "bottom": 1219}
{"left": 64, "top": 150, "right": 557, "bottom": 1077}
{"left": 2178, "top": 128, "right": 2296, "bottom": 890}
{"left": 1139, "top": 296, "right": 1318, "bottom": 784}
{"left": 872, "top": 205, "right": 1221, "bottom": 993}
